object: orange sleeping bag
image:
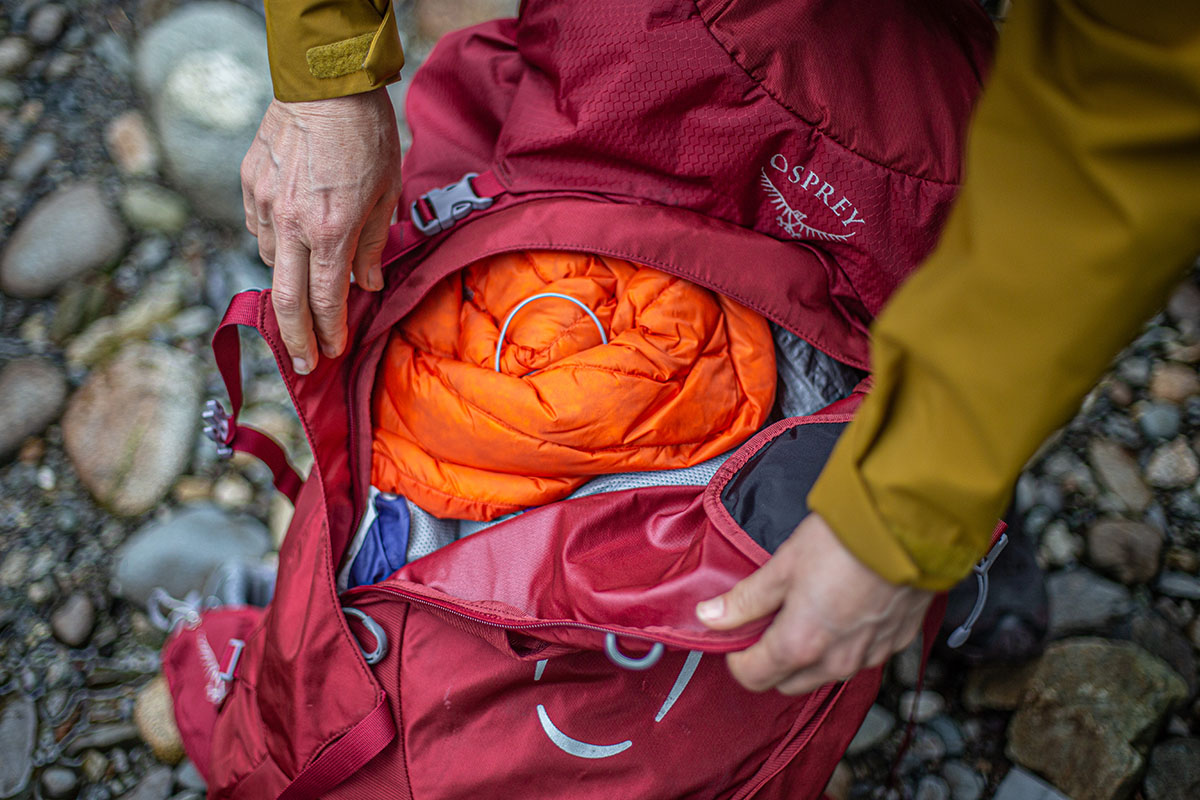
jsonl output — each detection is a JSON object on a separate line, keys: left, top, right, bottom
{"left": 372, "top": 250, "right": 776, "bottom": 520}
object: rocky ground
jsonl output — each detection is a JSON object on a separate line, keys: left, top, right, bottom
{"left": 0, "top": 2, "right": 1197, "bottom": 799}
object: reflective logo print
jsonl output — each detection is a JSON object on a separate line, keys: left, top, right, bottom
{"left": 534, "top": 651, "right": 704, "bottom": 759}
{"left": 760, "top": 170, "right": 857, "bottom": 243}
{"left": 537, "top": 705, "right": 633, "bottom": 759}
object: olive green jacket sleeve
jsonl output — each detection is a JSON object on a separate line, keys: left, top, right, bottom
{"left": 808, "top": 0, "right": 1200, "bottom": 591}
{"left": 263, "top": 0, "right": 404, "bottom": 102}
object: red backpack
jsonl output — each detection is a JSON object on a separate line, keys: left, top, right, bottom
{"left": 161, "top": 2, "right": 995, "bottom": 797}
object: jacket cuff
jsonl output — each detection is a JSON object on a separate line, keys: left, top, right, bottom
{"left": 807, "top": 432, "right": 980, "bottom": 592}
{"left": 266, "top": 1, "right": 405, "bottom": 103}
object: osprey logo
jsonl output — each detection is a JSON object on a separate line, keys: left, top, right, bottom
{"left": 761, "top": 153, "right": 866, "bottom": 243}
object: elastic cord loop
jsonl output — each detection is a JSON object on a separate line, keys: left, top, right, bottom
{"left": 494, "top": 293, "right": 608, "bottom": 373}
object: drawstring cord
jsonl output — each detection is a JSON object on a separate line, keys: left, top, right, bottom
{"left": 947, "top": 533, "right": 1009, "bottom": 648}
{"left": 147, "top": 588, "right": 203, "bottom": 632}
{"left": 494, "top": 293, "right": 609, "bottom": 373}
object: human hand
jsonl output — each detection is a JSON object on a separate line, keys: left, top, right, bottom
{"left": 696, "top": 512, "right": 933, "bottom": 695}
{"left": 241, "top": 87, "right": 402, "bottom": 374}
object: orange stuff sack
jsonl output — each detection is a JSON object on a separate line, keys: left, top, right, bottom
{"left": 371, "top": 251, "right": 776, "bottom": 520}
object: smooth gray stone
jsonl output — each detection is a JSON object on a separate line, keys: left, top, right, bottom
{"left": 993, "top": 768, "right": 1070, "bottom": 800}
{"left": 136, "top": 3, "right": 270, "bottom": 224}
{"left": 112, "top": 505, "right": 269, "bottom": 607}
{"left": 1144, "top": 739, "right": 1200, "bottom": 800}
{"left": 0, "top": 183, "right": 127, "bottom": 298}
{"left": 116, "top": 767, "right": 171, "bottom": 800}
{"left": 0, "top": 694, "right": 35, "bottom": 798}
{"left": 1046, "top": 569, "right": 1133, "bottom": 638}
{"left": 0, "top": 358, "right": 68, "bottom": 461}
{"left": 846, "top": 704, "right": 894, "bottom": 755}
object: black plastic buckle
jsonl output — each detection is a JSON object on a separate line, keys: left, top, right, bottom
{"left": 201, "top": 399, "right": 233, "bottom": 459}
{"left": 410, "top": 172, "right": 494, "bottom": 236}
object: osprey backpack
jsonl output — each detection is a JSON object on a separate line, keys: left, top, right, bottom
{"left": 160, "top": 1, "right": 997, "bottom": 797}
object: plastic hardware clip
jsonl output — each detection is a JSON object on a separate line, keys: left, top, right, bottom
{"left": 201, "top": 399, "right": 233, "bottom": 459}
{"left": 410, "top": 172, "right": 494, "bottom": 236}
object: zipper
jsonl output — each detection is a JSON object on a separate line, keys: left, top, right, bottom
{"left": 345, "top": 583, "right": 743, "bottom": 652}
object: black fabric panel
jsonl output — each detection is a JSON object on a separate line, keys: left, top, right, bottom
{"left": 721, "top": 422, "right": 848, "bottom": 554}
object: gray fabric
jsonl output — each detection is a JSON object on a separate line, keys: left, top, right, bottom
{"left": 771, "top": 324, "right": 865, "bottom": 418}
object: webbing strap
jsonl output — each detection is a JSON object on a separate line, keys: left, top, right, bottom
{"left": 210, "top": 291, "right": 304, "bottom": 503}
{"left": 276, "top": 697, "right": 396, "bottom": 800}
{"left": 382, "top": 169, "right": 507, "bottom": 264}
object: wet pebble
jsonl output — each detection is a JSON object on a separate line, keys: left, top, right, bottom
{"left": 941, "top": 760, "right": 986, "bottom": 800}
{"left": 899, "top": 691, "right": 946, "bottom": 723}
{"left": 62, "top": 343, "right": 202, "bottom": 516}
{"left": 9, "top": 131, "right": 57, "bottom": 185}
{"left": 1139, "top": 403, "right": 1183, "bottom": 441}
{"left": 29, "top": 4, "right": 69, "bottom": 46}
{"left": 1086, "top": 518, "right": 1163, "bottom": 585}
{"left": 1144, "top": 738, "right": 1200, "bottom": 800}
{"left": 0, "top": 357, "right": 68, "bottom": 461}
{"left": 105, "top": 111, "right": 160, "bottom": 176}
{"left": 50, "top": 592, "right": 95, "bottom": 647}
{"left": 0, "top": 37, "right": 33, "bottom": 75}
{"left": 1039, "top": 521, "right": 1082, "bottom": 568}
{"left": 928, "top": 716, "right": 966, "bottom": 758}
{"left": 119, "top": 183, "right": 188, "bottom": 234}
{"left": 1150, "top": 362, "right": 1200, "bottom": 404}
{"left": 0, "top": 694, "right": 35, "bottom": 798}
{"left": 1145, "top": 438, "right": 1200, "bottom": 489}
{"left": 112, "top": 504, "right": 269, "bottom": 606}
{"left": 1047, "top": 569, "right": 1133, "bottom": 637}
{"left": 847, "top": 704, "right": 894, "bottom": 755}
{"left": 915, "top": 775, "right": 951, "bottom": 800}
{"left": 0, "top": 79, "right": 20, "bottom": 106}
{"left": 134, "top": 676, "right": 183, "bottom": 765}
{"left": 80, "top": 750, "right": 108, "bottom": 784}
{"left": 117, "top": 765, "right": 172, "bottom": 800}
{"left": 172, "top": 762, "right": 204, "bottom": 793}
{"left": 0, "top": 182, "right": 128, "bottom": 298}
{"left": 66, "top": 724, "right": 139, "bottom": 755}
{"left": 41, "top": 766, "right": 79, "bottom": 799}
{"left": 1088, "top": 439, "right": 1152, "bottom": 512}
{"left": 1157, "top": 571, "right": 1200, "bottom": 600}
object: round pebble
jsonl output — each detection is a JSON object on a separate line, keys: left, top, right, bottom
{"left": 40, "top": 766, "right": 78, "bottom": 799}
{"left": 915, "top": 775, "right": 951, "bottom": 800}
{"left": 1140, "top": 403, "right": 1183, "bottom": 441}
{"left": 899, "top": 691, "right": 946, "bottom": 723}
{"left": 942, "top": 760, "right": 986, "bottom": 800}
{"left": 0, "top": 37, "right": 33, "bottom": 75}
{"left": 28, "top": 5, "right": 69, "bottom": 46}
{"left": 50, "top": 592, "right": 95, "bottom": 647}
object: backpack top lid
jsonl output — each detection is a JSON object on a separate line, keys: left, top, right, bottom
{"left": 401, "top": 0, "right": 995, "bottom": 363}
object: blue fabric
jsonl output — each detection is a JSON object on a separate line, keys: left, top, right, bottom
{"left": 348, "top": 492, "right": 411, "bottom": 588}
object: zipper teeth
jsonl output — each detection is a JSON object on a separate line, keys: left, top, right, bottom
{"left": 355, "top": 584, "right": 709, "bottom": 648}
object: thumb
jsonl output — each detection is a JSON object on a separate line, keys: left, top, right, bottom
{"left": 696, "top": 552, "right": 792, "bottom": 631}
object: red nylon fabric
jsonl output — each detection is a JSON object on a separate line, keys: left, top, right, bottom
{"left": 167, "top": 1, "right": 995, "bottom": 796}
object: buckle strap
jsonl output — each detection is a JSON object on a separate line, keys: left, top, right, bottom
{"left": 410, "top": 171, "right": 500, "bottom": 236}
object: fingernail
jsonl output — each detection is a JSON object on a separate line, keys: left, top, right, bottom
{"left": 322, "top": 343, "right": 342, "bottom": 359}
{"left": 293, "top": 357, "right": 311, "bottom": 375}
{"left": 696, "top": 597, "right": 724, "bottom": 622}
{"left": 369, "top": 268, "right": 383, "bottom": 291}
